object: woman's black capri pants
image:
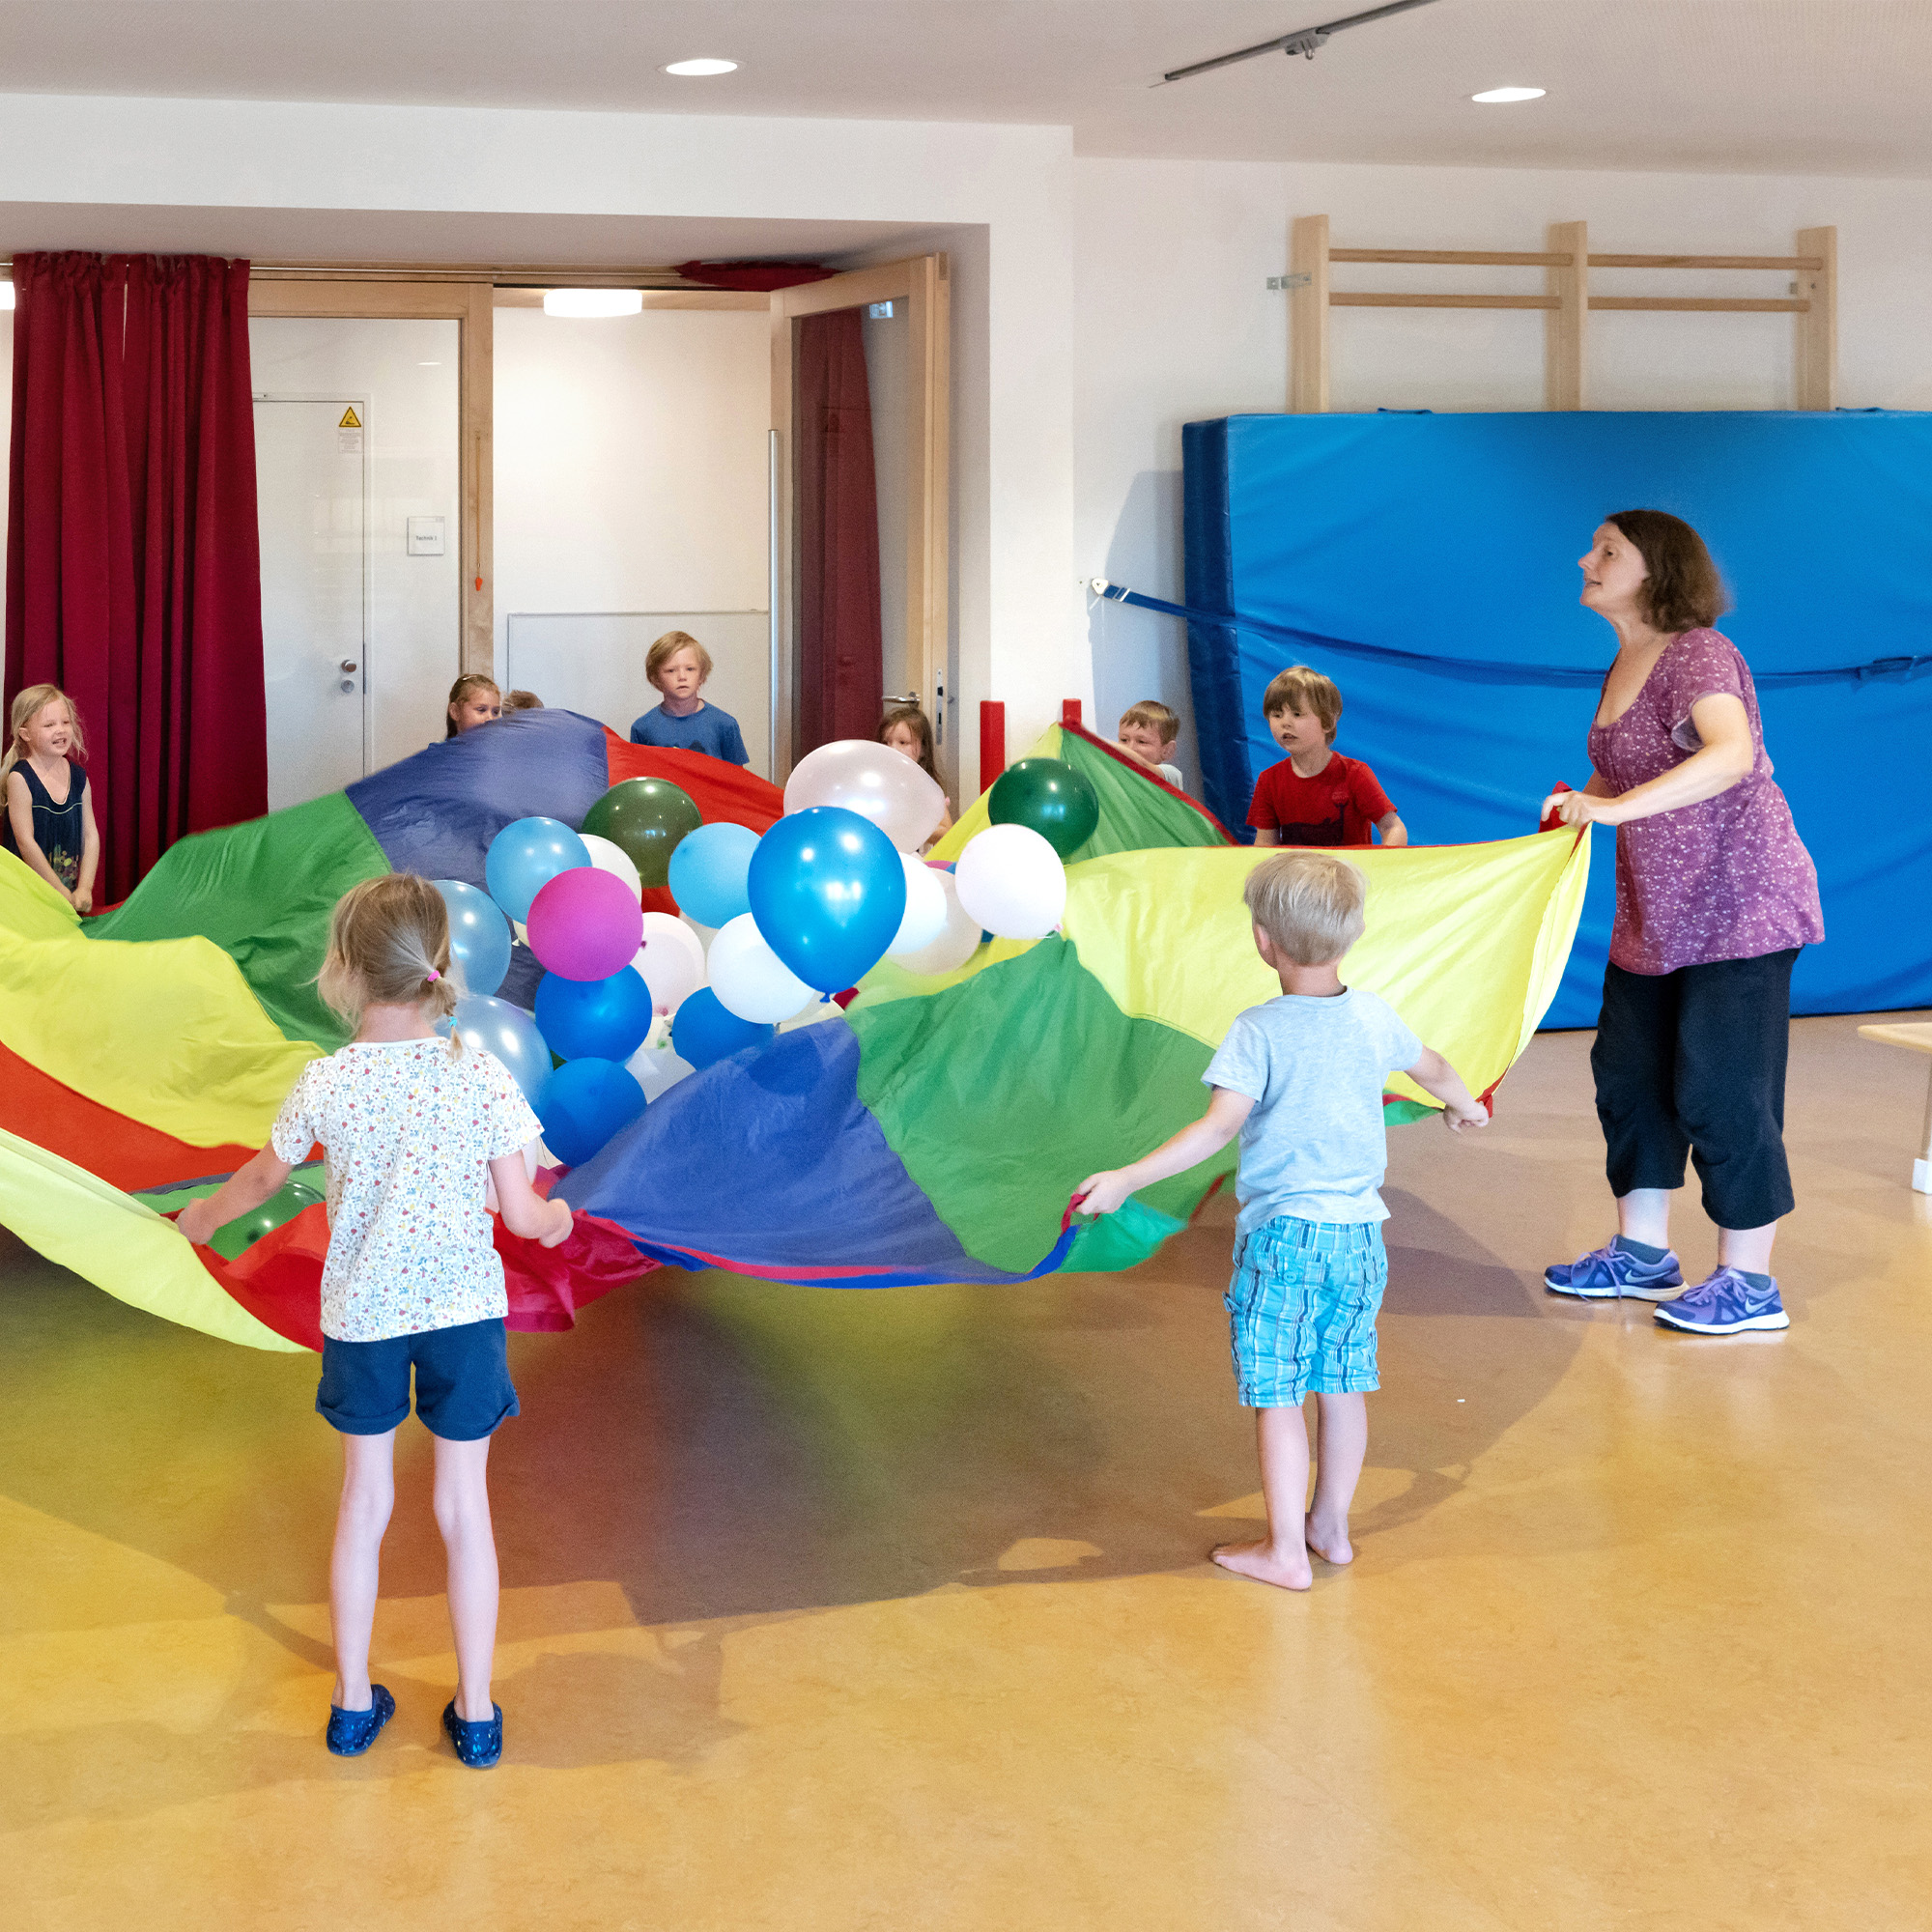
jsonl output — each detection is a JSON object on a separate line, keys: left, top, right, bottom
{"left": 1590, "top": 948, "right": 1799, "bottom": 1230}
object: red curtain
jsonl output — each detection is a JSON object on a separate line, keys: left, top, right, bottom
{"left": 5, "top": 252, "right": 266, "bottom": 899}
{"left": 795, "top": 308, "right": 884, "bottom": 755}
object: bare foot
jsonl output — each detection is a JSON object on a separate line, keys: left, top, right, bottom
{"left": 1303, "top": 1513, "right": 1353, "bottom": 1565}
{"left": 1211, "top": 1539, "right": 1313, "bottom": 1591}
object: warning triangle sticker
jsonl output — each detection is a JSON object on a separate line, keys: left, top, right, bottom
{"left": 337, "top": 406, "right": 362, "bottom": 429}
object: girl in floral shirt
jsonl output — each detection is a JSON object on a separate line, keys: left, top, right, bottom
{"left": 178, "top": 874, "right": 572, "bottom": 1768}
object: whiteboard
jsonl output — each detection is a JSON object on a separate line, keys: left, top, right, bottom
{"left": 505, "top": 611, "right": 773, "bottom": 779}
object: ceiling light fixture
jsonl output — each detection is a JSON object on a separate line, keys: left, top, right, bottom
{"left": 664, "top": 58, "right": 738, "bottom": 76}
{"left": 1471, "top": 86, "right": 1546, "bottom": 103}
{"left": 543, "top": 289, "right": 644, "bottom": 318}
{"left": 0, "top": 281, "right": 14, "bottom": 311}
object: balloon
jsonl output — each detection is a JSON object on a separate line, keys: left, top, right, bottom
{"left": 535, "top": 1058, "right": 645, "bottom": 1168}
{"left": 206, "top": 1174, "right": 326, "bottom": 1261}
{"left": 626, "top": 1038, "right": 696, "bottom": 1104}
{"left": 581, "top": 778, "right": 702, "bottom": 888}
{"left": 526, "top": 866, "right": 645, "bottom": 982}
{"left": 632, "top": 911, "right": 707, "bottom": 1015}
{"left": 485, "top": 816, "right": 590, "bottom": 923}
{"left": 988, "top": 757, "right": 1100, "bottom": 861}
{"left": 954, "top": 824, "right": 1066, "bottom": 939}
{"left": 671, "top": 987, "right": 774, "bottom": 1070}
{"left": 707, "top": 913, "right": 818, "bottom": 1025}
{"left": 783, "top": 740, "right": 946, "bottom": 852}
{"left": 667, "top": 821, "right": 760, "bottom": 927}
{"left": 893, "top": 867, "right": 983, "bottom": 976}
{"left": 433, "top": 878, "right": 513, "bottom": 998}
{"left": 535, "top": 966, "right": 655, "bottom": 1063}
{"left": 886, "top": 856, "right": 950, "bottom": 957}
{"left": 580, "top": 832, "right": 642, "bottom": 903}
{"left": 444, "top": 994, "right": 552, "bottom": 1104}
{"left": 747, "top": 806, "right": 907, "bottom": 993}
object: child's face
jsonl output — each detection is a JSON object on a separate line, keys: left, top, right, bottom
{"left": 450, "top": 691, "right": 501, "bottom": 733}
{"left": 21, "top": 700, "right": 75, "bottom": 760}
{"left": 1267, "top": 704, "right": 1328, "bottom": 759}
{"left": 1117, "top": 721, "right": 1175, "bottom": 768}
{"left": 882, "top": 721, "right": 923, "bottom": 761}
{"left": 655, "top": 648, "right": 706, "bottom": 702}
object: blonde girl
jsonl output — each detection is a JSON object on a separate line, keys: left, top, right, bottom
{"left": 446, "top": 673, "right": 502, "bottom": 737}
{"left": 2, "top": 684, "right": 100, "bottom": 912}
{"left": 177, "top": 874, "right": 571, "bottom": 1768}
{"left": 878, "top": 703, "right": 954, "bottom": 850}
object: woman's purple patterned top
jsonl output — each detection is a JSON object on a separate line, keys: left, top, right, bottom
{"left": 1587, "top": 628, "right": 1823, "bottom": 976}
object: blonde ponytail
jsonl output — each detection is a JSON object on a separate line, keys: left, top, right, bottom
{"left": 317, "top": 874, "right": 462, "bottom": 1026}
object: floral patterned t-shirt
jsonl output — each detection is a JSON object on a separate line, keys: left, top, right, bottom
{"left": 270, "top": 1037, "right": 543, "bottom": 1343}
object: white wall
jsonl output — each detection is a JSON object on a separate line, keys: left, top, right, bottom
{"left": 1073, "top": 156, "right": 1932, "bottom": 782}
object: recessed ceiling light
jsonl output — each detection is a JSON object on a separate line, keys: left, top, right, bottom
{"left": 664, "top": 58, "right": 738, "bottom": 76}
{"left": 544, "top": 289, "right": 644, "bottom": 318}
{"left": 0, "top": 282, "right": 14, "bottom": 310}
{"left": 1471, "top": 86, "right": 1545, "bottom": 103}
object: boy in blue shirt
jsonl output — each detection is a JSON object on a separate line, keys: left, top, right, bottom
{"left": 629, "top": 631, "right": 749, "bottom": 765}
{"left": 1076, "top": 851, "right": 1487, "bottom": 1591}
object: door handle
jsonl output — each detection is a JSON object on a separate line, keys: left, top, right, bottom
{"left": 340, "top": 660, "right": 358, "bottom": 672}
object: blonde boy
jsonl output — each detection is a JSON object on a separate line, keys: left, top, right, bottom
{"left": 1076, "top": 852, "right": 1485, "bottom": 1591}
{"left": 1249, "top": 665, "right": 1405, "bottom": 848}
{"left": 1117, "top": 699, "right": 1185, "bottom": 790}
{"left": 629, "top": 631, "right": 749, "bottom": 766}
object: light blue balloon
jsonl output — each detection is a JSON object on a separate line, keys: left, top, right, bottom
{"left": 434, "top": 878, "right": 513, "bottom": 998}
{"left": 440, "top": 993, "right": 552, "bottom": 1106}
{"left": 484, "top": 816, "right": 590, "bottom": 923}
{"left": 667, "top": 821, "right": 760, "bottom": 928}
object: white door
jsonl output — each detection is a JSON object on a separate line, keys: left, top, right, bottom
{"left": 255, "top": 397, "right": 368, "bottom": 810}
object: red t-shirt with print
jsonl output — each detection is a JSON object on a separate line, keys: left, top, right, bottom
{"left": 1246, "top": 753, "right": 1394, "bottom": 847}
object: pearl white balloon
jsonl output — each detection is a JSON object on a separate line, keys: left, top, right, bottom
{"left": 707, "top": 913, "right": 818, "bottom": 1024}
{"left": 894, "top": 867, "right": 983, "bottom": 976}
{"left": 632, "top": 910, "right": 706, "bottom": 1016}
{"left": 886, "top": 856, "right": 951, "bottom": 957}
{"left": 783, "top": 739, "right": 946, "bottom": 853}
{"left": 580, "top": 832, "right": 642, "bottom": 902}
{"left": 954, "top": 824, "right": 1065, "bottom": 940}
{"left": 626, "top": 1038, "right": 696, "bottom": 1104}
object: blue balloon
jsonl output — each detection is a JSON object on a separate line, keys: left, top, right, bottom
{"left": 667, "top": 821, "right": 760, "bottom": 928}
{"left": 747, "top": 807, "right": 907, "bottom": 993}
{"left": 485, "top": 816, "right": 590, "bottom": 923}
{"left": 534, "top": 966, "right": 654, "bottom": 1064}
{"left": 536, "top": 1058, "right": 646, "bottom": 1168}
{"left": 440, "top": 994, "right": 551, "bottom": 1105}
{"left": 670, "top": 987, "right": 774, "bottom": 1070}
{"left": 434, "top": 878, "right": 513, "bottom": 998}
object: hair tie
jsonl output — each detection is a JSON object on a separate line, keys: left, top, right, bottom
{"left": 425, "top": 968, "right": 440, "bottom": 982}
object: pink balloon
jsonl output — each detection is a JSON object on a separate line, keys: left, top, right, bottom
{"left": 526, "top": 866, "right": 645, "bottom": 982}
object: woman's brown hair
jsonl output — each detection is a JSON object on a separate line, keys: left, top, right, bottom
{"left": 878, "top": 704, "right": 938, "bottom": 780}
{"left": 1605, "top": 510, "right": 1731, "bottom": 635}
{"left": 445, "top": 673, "right": 501, "bottom": 738}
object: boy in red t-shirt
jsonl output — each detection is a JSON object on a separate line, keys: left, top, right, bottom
{"left": 1247, "top": 666, "right": 1407, "bottom": 849}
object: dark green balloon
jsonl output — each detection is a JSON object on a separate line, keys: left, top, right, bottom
{"left": 209, "top": 1177, "right": 326, "bottom": 1261}
{"left": 987, "top": 757, "right": 1100, "bottom": 861}
{"left": 581, "top": 778, "right": 702, "bottom": 888}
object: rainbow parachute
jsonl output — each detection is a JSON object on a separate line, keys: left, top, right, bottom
{"left": 0, "top": 712, "right": 1590, "bottom": 1348}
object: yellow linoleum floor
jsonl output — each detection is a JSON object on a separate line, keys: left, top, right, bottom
{"left": 3, "top": 1015, "right": 1930, "bottom": 1931}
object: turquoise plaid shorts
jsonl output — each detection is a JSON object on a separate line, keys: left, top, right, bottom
{"left": 1225, "top": 1216, "right": 1386, "bottom": 1407}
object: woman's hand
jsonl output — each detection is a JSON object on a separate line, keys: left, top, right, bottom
{"left": 1539, "top": 787, "right": 1616, "bottom": 829}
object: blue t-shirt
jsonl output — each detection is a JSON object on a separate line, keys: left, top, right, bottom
{"left": 1203, "top": 986, "right": 1423, "bottom": 1235}
{"left": 629, "top": 702, "right": 749, "bottom": 766}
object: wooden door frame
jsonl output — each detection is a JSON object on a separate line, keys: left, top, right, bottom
{"left": 770, "top": 254, "right": 952, "bottom": 783}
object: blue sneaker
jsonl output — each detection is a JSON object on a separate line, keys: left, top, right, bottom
{"left": 1653, "top": 1267, "right": 1789, "bottom": 1334}
{"left": 1544, "top": 1241, "right": 1684, "bottom": 1301}
{"left": 326, "top": 1683, "right": 395, "bottom": 1756}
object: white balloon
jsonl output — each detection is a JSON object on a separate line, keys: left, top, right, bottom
{"left": 784, "top": 739, "right": 946, "bottom": 852}
{"left": 580, "top": 832, "right": 642, "bottom": 902}
{"left": 895, "top": 868, "right": 983, "bottom": 976}
{"left": 708, "top": 913, "right": 818, "bottom": 1024}
{"left": 682, "top": 914, "right": 718, "bottom": 957}
{"left": 632, "top": 910, "right": 706, "bottom": 1016}
{"left": 626, "top": 1038, "right": 696, "bottom": 1104}
{"left": 886, "top": 855, "right": 951, "bottom": 957}
{"left": 954, "top": 824, "right": 1065, "bottom": 940}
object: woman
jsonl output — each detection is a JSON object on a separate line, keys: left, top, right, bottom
{"left": 1541, "top": 510, "right": 1822, "bottom": 1336}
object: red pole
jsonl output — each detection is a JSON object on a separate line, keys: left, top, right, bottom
{"left": 1061, "top": 698, "right": 1083, "bottom": 727}
{"left": 980, "top": 700, "right": 1007, "bottom": 788}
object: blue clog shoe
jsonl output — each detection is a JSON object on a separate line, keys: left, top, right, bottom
{"left": 326, "top": 1683, "right": 395, "bottom": 1756}
{"left": 442, "top": 1698, "right": 503, "bottom": 1769}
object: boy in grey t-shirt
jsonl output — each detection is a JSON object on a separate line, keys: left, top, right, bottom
{"left": 1076, "top": 851, "right": 1487, "bottom": 1592}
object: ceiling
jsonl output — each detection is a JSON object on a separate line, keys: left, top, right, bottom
{"left": 0, "top": 0, "right": 1927, "bottom": 179}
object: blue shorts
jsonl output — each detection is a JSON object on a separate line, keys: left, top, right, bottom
{"left": 1225, "top": 1217, "right": 1386, "bottom": 1408}
{"left": 316, "top": 1318, "right": 520, "bottom": 1441}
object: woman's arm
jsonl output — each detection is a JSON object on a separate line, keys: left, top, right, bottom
{"left": 176, "top": 1145, "right": 295, "bottom": 1246}
{"left": 1074, "top": 1086, "right": 1256, "bottom": 1216}
{"left": 73, "top": 779, "right": 99, "bottom": 914}
{"left": 1376, "top": 810, "right": 1408, "bottom": 847}
{"left": 490, "top": 1152, "right": 574, "bottom": 1247}
{"left": 1542, "top": 696, "right": 1753, "bottom": 829}
{"left": 5, "top": 772, "right": 77, "bottom": 903}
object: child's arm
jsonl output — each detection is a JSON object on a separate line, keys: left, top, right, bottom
{"left": 1251, "top": 828, "right": 1280, "bottom": 848}
{"left": 1074, "top": 1086, "right": 1256, "bottom": 1216}
{"left": 175, "top": 1144, "right": 296, "bottom": 1246}
{"left": 6, "top": 773, "right": 78, "bottom": 905}
{"left": 1405, "top": 1047, "right": 1489, "bottom": 1132}
{"left": 73, "top": 779, "right": 99, "bottom": 914}
{"left": 1376, "top": 810, "right": 1408, "bottom": 847}
{"left": 490, "top": 1152, "right": 575, "bottom": 1248}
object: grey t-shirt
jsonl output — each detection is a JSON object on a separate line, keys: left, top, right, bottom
{"left": 1203, "top": 987, "right": 1423, "bottom": 1236}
